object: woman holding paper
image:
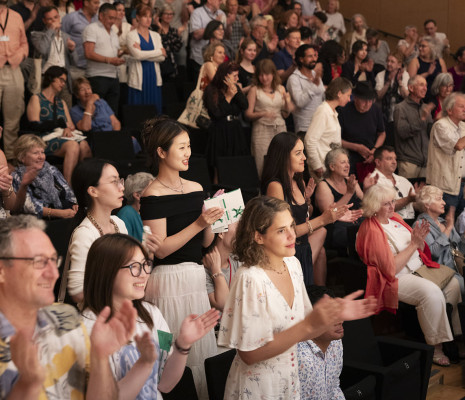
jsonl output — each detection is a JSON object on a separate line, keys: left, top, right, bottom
{"left": 140, "top": 116, "right": 224, "bottom": 399}
{"left": 26, "top": 66, "right": 92, "bottom": 183}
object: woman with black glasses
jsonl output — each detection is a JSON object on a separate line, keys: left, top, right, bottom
{"left": 82, "top": 233, "right": 219, "bottom": 400}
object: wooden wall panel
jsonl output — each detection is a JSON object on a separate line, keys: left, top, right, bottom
{"left": 319, "top": 0, "right": 463, "bottom": 52}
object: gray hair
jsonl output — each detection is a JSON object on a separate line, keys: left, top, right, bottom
{"left": 404, "top": 25, "right": 416, "bottom": 35}
{"left": 407, "top": 75, "right": 425, "bottom": 90}
{"left": 419, "top": 36, "right": 438, "bottom": 60}
{"left": 159, "top": 3, "right": 174, "bottom": 16}
{"left": 324, "top": 145, "right": 348, "bottom": 177}
{"left": 416, "top": 185, "right": 442, "bottom": 213}
{"left": 362, "top": 185, "right": 396, "bottom": 218}
{"left": 123, "top": 172, "right": 154, "bottom": 205}
{"left": 430, "top": 72, "right": 453, "bottom": 96}
{"left": 351, "top": 13, "right": 366, "bottom": 30}
{"left": 250, "top": 15, "right": 266, "bottom": 30}
{"left": 442, "top": 92, "right": 465, "bottom": 114}
{"left": 0, "top": 215, "right": 46, "bottom": 259}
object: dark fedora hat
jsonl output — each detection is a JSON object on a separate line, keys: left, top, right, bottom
{"left": 352, "top": 81, "right": 376, "bottom": 100}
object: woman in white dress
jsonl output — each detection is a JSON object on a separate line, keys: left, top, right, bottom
{"left": 81, "top": 233, "right": 219, "bottom": 400}
{"left": 218, "top": 196, "right": 376, "bottom": 399}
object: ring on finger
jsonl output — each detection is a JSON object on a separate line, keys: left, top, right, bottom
{"left": 332, "top": 208, "right": 338, "bottom": 212}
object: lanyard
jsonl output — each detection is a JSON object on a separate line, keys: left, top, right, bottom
{"left": 53, "top": 36, "right": 63, "bottom": 55}
{"left": 0, "top": 9, "right": 9, "bottom": 35}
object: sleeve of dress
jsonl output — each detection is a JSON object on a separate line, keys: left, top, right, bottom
{"left": 67, "top": 224, "right": 96, "bottom": 296}
{"left": 217, "top": 268, "right": 274, "bottom": 351}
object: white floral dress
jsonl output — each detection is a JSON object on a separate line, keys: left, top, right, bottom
{"left": 218, "top": 256, "right": 312, "bottom": 399}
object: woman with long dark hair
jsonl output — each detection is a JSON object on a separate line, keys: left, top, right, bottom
{"left": 262, "top": 132, "right": 350, "bottom": 285}
{"left": 341, "top": 39, "right": 375, "bottom": 86}
{"left": 203, "top": 61, "right": 249, "bottom": 180}
{"left": 82, "top": 233, "right": 219, "bottom": 399}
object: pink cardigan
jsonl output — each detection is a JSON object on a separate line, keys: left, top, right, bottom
{"left": 356, "top": 213, "right": 438, "bottom": 314}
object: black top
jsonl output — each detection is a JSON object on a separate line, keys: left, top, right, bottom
{"left": 238, "top": 66, "right": 254, "bottom": 89}
{"left": 323, "top": 179, "right": 361, "bottom": 210}
{"left": 140, "top": 191, "right": 205, "bottom": 265}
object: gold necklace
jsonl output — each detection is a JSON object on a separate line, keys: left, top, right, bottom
{"left": 156, "top": 177, "right": 184, "bottom": 193}
{"left": 87, "top": 212, "right": 120, "bottom": 236}
{"left": 262, "top": 260, "right": 287, "bottom": 274}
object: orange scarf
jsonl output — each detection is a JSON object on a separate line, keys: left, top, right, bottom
{"left": 356, "top": 213, "right": 438, "bottom": 314}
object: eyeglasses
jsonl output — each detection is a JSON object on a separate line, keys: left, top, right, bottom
{"left": 258, "top": 24, "right": 268, "bottom": 29}
{"left": 101, "top": 178, "right": 125, "bottom": 188}
{"left": 394, "top": 185, "right": 403, "bottom": 198}
{"left": 56, "top": 77, "right": 67, "bottom": 84}
{"left": 121, "top": 260, "right": 153, "bottom": 277}
{"left": 0, "top": 255, "right": 62, "bottom": 269}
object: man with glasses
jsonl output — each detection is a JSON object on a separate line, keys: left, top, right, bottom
{"left": 368, "top": 145, "right": 419, "bottom": 220}
{"left": 249, "top": 15, "right": 278, "bottom": 65}
{"left": 0, "top": 215, "right": 136, "bottom": 399}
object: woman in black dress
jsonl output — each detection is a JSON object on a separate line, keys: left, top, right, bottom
{"left": 315, "top": 145, "right": 364, "bottom": 254}
{"left": 203, "top": 61, "right": 249, "bottom": 182}
{"left": 261, "top": 132, "right": 348, "bottom": 286}
{"left": 140, "top": 117, "right": 224, "bottom": 399}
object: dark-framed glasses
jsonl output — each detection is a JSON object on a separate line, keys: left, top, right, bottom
{"left": 121, "top": 260, "right": 153, "bottom": 277}
{"left": 0, "top": 255, "right": 62, "bottom": 269}
{"left": 394, "top": 185, "right": 403, "bottom": 198}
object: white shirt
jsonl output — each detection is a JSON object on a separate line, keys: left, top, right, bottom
{"left": 83, "top": 21, "right": 120, "bottom": 78}
{"left": 381, "top": 219, "right": 423, "bottom": 276}
{"left": 370, "top": 168, "right": 415, "bottom": 219}
{"left": 43, "top": 35, "right": 66, "bottom": 72}
{"left": 287, "top": 68, "right": 325, "bottom": 133}
{"left": 305, "top": 101, "right": 341, "bottom": 171}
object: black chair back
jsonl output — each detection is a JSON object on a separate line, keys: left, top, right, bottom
{"left": 204, "top": 349, "right": 236, "bottom": 400}
{"left": 161, "top": 366, "right": 198, "bottom": 400}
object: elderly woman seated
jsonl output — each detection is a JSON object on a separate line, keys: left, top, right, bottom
{"left": 315, "top": 146, "right": 364, "bottom": 253}
{"left": 415, "top": 185, "right": 465, "bottom": 295}
{"left": 11, "top": 134, "right": 78, "bottom": 219}
{"left": 356, "top": 184, "right": 462, "bottom": 367}
{"left": 27, "top": 66, "right": 92, "bottom": 183}
{"left": 70, "top": 77, "right": 122, "bottom": 132}
{"left": 70, "top": 77, "right": 142, "bottom": 153}
{"left": 116, "top": 171, "right": 154, "bottom": 241}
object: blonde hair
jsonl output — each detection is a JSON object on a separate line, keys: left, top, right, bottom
{"left": 14, "top": 134, "right": 46, "bottom": 163}
{"left": 362, "top": 185, "right": 396, "bottom": 218}
{"left": 416, "top": 185, "right": 442, "bottom": 213}
{"left": 203, "top": 42, "right": 225, "bottom": 63}
{"left": 233, "top": 196, "right": 290, "bottom": 267}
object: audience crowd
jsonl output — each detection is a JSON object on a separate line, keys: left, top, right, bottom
{"left": 1, "top": 0, "right": 465, "bottom": 398}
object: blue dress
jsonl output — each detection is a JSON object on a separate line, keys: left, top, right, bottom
{"left": 127, "top": 33, "right": 163, "bottom": 113}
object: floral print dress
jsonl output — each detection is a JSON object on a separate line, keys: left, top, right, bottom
{"left": 218, "top": 256, "right": 312, "bottom": 399}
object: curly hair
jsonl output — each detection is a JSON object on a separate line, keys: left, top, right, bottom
{"left": 233, "top": 196, "right": 290, "bottom": 267}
